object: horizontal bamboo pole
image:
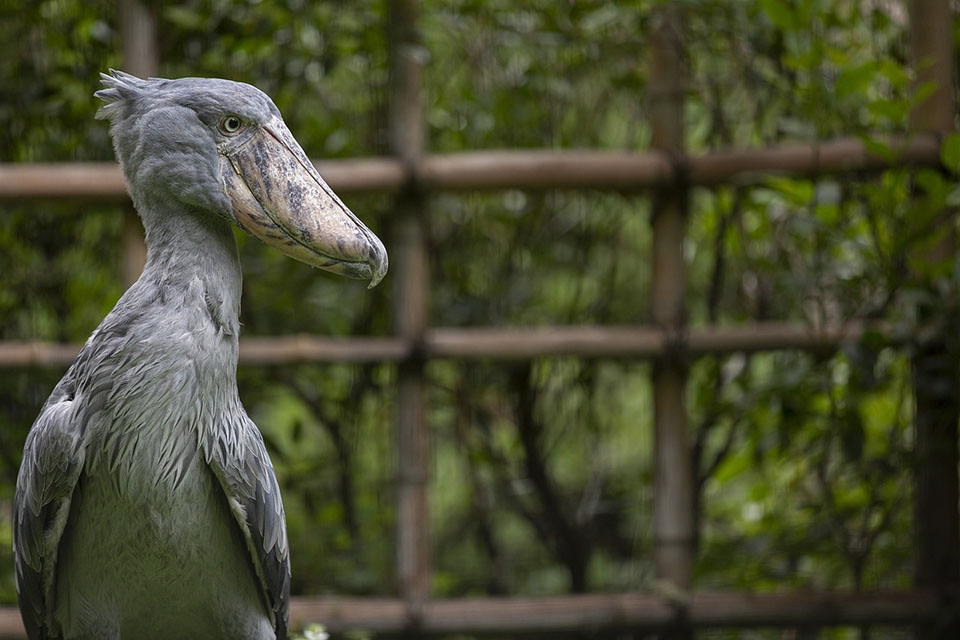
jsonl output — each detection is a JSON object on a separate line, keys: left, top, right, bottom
{"left": 0, "top": 158, "right": 406, "bottom": 201}
{"left": 0, "top": 323, "right": 870, "bottom": 368}
{"left": 288, "top": 591, "right": 939, "bottom": 635}
{"left": 415, "top": 149, "right": 671, "bottom": 190}
{"left": 686, "top": 322, "right": 867, "bottom": 354}
{"left": 0, "top": 607, "right": 21, "bottom": 640}
{"left": 0, "top": 336, "right": 409, "bottom": 368}
{"left": 0, "top": 590, "right": 940, "bottom": 638}
{"left": 240, "top": 335, "right": 410, "bottom": 364}
{"left": 427, "top": 325, "right": 667, "bottom": 359}
{"left": 0, "top": 135, "right": 941, "bottom": 201}
{"left": 687, "top": 135, "right": 941, "bottom": 185}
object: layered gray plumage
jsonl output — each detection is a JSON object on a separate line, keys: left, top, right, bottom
{"left": 14, "top": 71, "right": 387, "bottom": 640}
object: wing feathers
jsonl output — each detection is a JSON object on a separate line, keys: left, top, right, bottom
{"left": 14, "top": 391, "right": 87, "bottom": 640}
{"left": 203, "top": 415, "right": 291, "bottom": 640}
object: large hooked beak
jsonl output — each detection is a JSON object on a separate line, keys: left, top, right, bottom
{"left": 220, "top": 115, "right": 388, "bottom": 287}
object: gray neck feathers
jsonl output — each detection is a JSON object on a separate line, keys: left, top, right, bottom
{"left": 73, "top": 199, "right": 243, "bottom": 453}
{"left": 137, "top": 198, "right": 242, "bottom": 339}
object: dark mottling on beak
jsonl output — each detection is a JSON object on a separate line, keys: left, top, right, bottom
{"left": 222, "top": 116, "right": 388, "bottom": 286}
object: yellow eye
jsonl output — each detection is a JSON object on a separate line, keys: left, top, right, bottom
{"left": 219, "top": 115, "right": 242, "bottom": 134}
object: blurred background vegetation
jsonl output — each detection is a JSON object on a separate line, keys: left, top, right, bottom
{"left": 1, "top": 0, "right": 959, "bottom": 636}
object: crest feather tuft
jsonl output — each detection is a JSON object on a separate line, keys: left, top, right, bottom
{"left": 94, "top": 69, "right": 149, "bottom": 121}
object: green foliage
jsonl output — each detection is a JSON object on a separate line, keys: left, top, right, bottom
{"left": 0, "top": 3, "right": 957, "bottom": 637}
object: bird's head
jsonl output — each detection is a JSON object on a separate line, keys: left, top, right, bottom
{"left": 95, "top": 70, "right": 387, "bottom": 287}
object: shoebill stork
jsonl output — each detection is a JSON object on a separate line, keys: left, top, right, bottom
{"left": 14, "top": 70, "right": 387, "bottom": 640}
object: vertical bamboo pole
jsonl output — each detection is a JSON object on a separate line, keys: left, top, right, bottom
{"left": 389, "top": 0, "right": 430, "bottom": 612}
{"left": 908, "top": 2, "right": 958, "bottom": 638}
{"left": 118, "top": 0, "right": 154, "bottom": 286}
{"left": 648, "top": 7, "right": 694, "bottom": 634}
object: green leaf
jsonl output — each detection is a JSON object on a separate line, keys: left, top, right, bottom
{"left": 915, "top": 167, "right": 948, "bottom": 201}
{"left": 940, "top": 133, "right": 960, "bottom": 173}
{"left": 836, "top": 62, "right": 877, "bottom": 99}
{"left": 861, "top": 135, "right": 894, "bottom": 162}
{"left": 164, "top": 6, "right": 205, "bottom": 31}
{"left": 760, "top": 0, "right": 796, "bottom": 31}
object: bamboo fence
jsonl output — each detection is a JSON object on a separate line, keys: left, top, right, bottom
{"left": 0, "top": 1, "right": 956, "bottom": 638}
{"left": 0, "top": 135, "right": 943, "bottom": 199}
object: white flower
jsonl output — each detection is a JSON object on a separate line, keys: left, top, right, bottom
{"left": 302, "top": 624, "right": 330, "bottom": 640}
